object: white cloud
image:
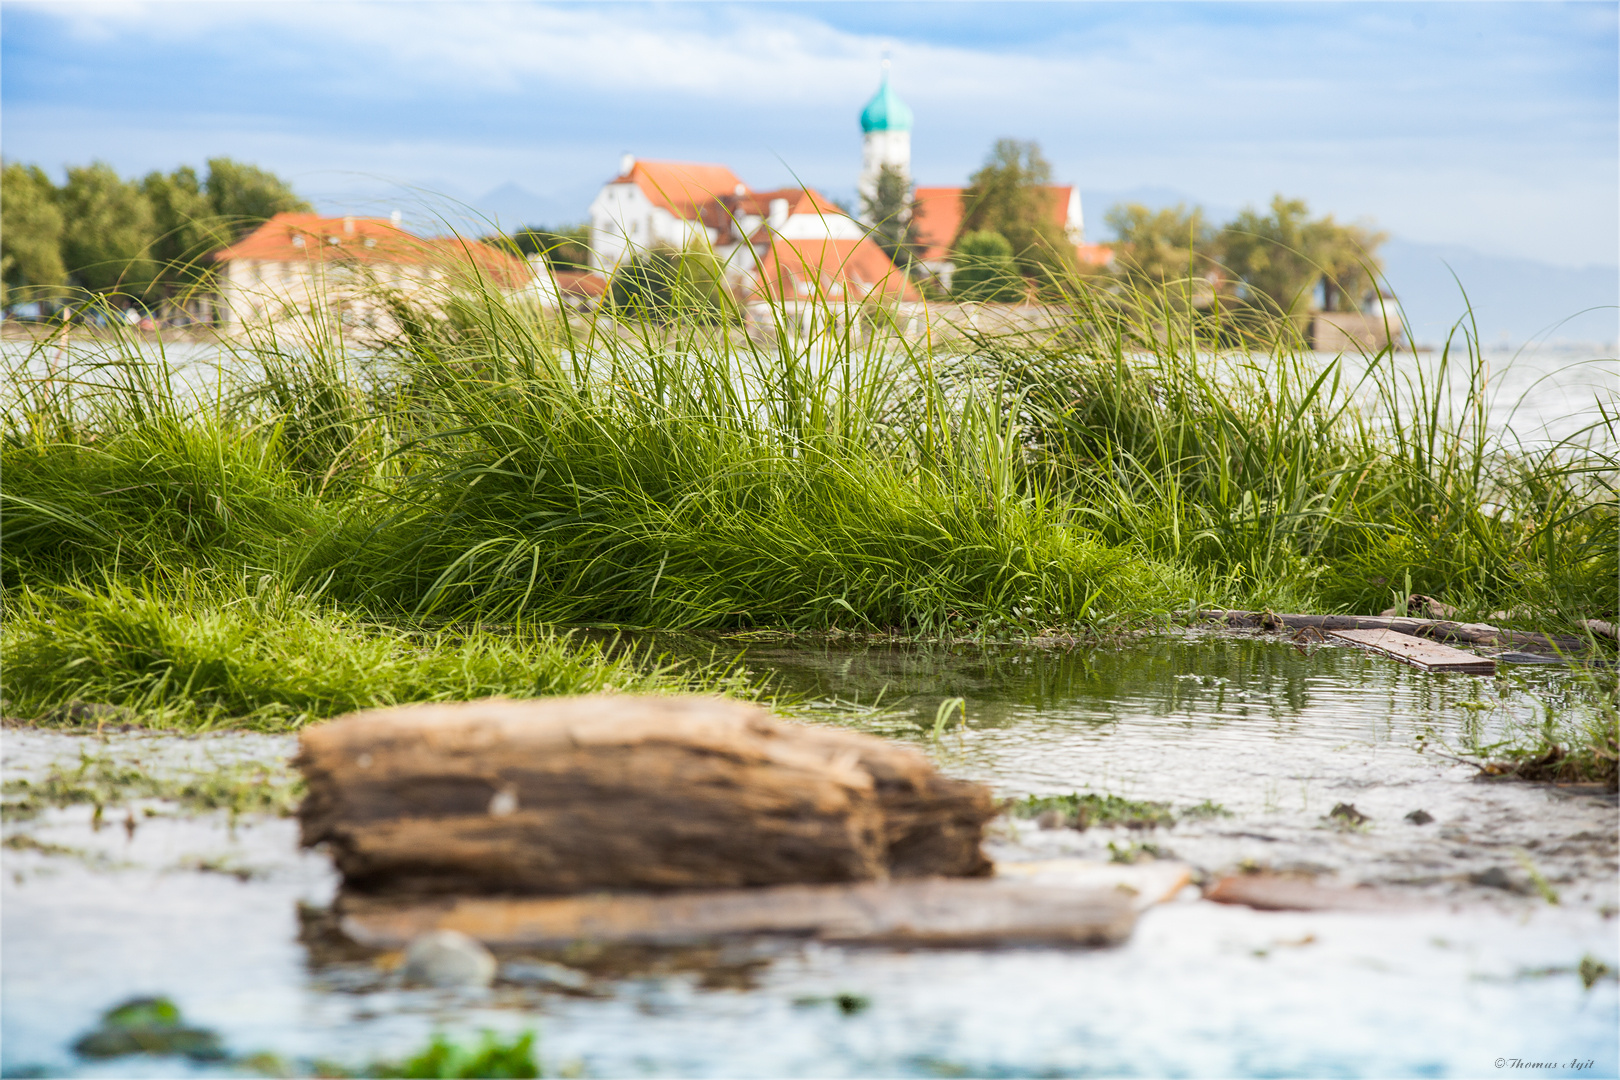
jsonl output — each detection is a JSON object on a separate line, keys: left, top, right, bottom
{"left": 8, "top": 1, "right": 1615, "bottom": 265}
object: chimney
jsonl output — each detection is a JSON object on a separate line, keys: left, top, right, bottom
{"left": 769, "top": 198, "right": 789, "bottom": 229}
{"left": 390, "top": 210, "right": 402, "bottom": 227}
{"left": 343, "top": 216, "right": 355, "bottom": 235}
{"left": 619, "top": 153, "right": 635, "bottom": 177}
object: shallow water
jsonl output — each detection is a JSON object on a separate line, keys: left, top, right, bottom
{"left": 3, "top": 633, "right": 1616, "bottom": 1078}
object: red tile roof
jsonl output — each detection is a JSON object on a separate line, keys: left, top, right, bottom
{"left": 753, "top": 236, "right": 920, "bottom": 303}
{"left": 613, "top": 160, "right": 749, "bottom": 219}
{"left": 213, "top": 213, "right": 531, "bottom": 288}
{"left": 912, "top": 187, "right": 965, "bottom": 263}
{"left": 911, "top": 185, "right": 1080, "bottom": 262}
{"left": 553, "top": 270, "right": 607, "bottom": 297}
{"left": 1076, "top": 243, "right": 1115, "bottom": 268}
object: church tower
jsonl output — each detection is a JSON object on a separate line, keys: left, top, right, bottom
{"left": 857, "top": 61, "right": 913, "bottom": 222}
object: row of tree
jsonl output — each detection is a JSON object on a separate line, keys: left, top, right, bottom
{"left": 1105, "top": 196, "right": 1386, "bottom": 314}
{"left": 1, "top": 159, "right": 310, "bottom": 308}
{"left": 860, "top": 138, "right": 1387, "bottom": 314}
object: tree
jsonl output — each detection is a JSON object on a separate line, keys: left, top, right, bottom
{"left": 861, "top": 163, "right": 922, "bottom": 269}
{"left": 1314, "top": 220, "right": 1388, "bottom": 313}
{"left": 143, "top": 166, "right": 234, "bottom": 295}
{"left": 204, "top": 157, "right": 310, "bottom": 236}
{"left": 1, "top": 163, "right": 67, "bottom": 306}
{"left": 509, "top": 225, "right": 591, "bottom": 271}
{"left": 950, "top": 231, "right": 1025, "bottom": 302}
{"left": 58, "top": 162, "right": 159, "bottom": 297}
{"left": 1105, "top": 203, "right": 1216, "bottom": 291}
{"left": 609, "top": 245, "right": 735, "bottom": 324}
{"left": 1218, "top": 195, "right": 1386, "bottom": 315}
{"left": 957, "top": 139, "right": 1075, "bottom": 285}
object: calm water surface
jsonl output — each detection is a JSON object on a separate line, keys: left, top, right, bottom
{"left": 3, "top": 633, "right": 1616, "bottom": 1078}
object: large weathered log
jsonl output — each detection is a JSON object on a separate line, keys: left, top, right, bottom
{"left": 1199, "top": 610, "right": 1588, "bottom": 654}
{"left": 297, "top": 696, "right": 996, "bottom": 896}
{"left": 336, "top": 875, "right": 1151, "bottom": 949}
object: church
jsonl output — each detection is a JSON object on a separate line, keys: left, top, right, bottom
{"left": 584, "top": 67, "right": 1106, "bottom": 303}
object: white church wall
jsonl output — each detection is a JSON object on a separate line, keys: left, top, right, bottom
{"left": 857, "top": 129, "right": 911, "bottom": 217}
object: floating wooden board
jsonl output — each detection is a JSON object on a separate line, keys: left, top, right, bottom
{"left": 337, "top": 863, "right": 1190, "bottom": 951}
{"left": 1328, "top": 628, "right": 1497, "bottom": 674}
{"left": 1204, "top": 873, "right": 1412, "bottom": 912}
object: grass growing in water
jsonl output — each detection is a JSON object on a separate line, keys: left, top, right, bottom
{"left": 1, "top": 265, "right": 1613, "bottom": 733}
{"left": 2, "top": 750, "right": 302, "bottom": 820}
{"left": 1, "top": 578, "right": 753, "bottom": 730}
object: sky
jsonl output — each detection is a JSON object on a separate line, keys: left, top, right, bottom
{"left": 2, "top": 1, "right": 1617, "bottom": 271}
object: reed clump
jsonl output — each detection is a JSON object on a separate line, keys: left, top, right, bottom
{"left": 1, "top": 259, "right": 1613, "bottom": 730}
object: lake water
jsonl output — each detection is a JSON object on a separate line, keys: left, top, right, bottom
{"left": 3, "top": 334, "right": 1614, "bottom": 447}
{"left": 4, "top": 631, "right": 1615, "bottom": 1078}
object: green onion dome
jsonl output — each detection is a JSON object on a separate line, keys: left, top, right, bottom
{"left": 860, "top": 74, "right": 913, "bottom": 133}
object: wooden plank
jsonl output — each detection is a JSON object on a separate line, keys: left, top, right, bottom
{"left": 335, "top": 870, "right": 1186, "bottom": 950}
{"left": 1198, "top": 610, "right": 1586, "bottom": 654}
{"left": 1328, "top": 627, "right": 1497, "bottom": 674}
{"left": 1204, "top": 873, "right": 1413, "bottom": 912}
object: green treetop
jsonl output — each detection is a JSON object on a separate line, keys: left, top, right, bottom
{"left": 861, "top": 163, "right": 923, "bottom": 269}
{"left": 1105, "top": 203, "right": 1217, "bottom": 291}
{"left": 1218, "top": 195, "right": 1386, "bottom": 315}
{"left": 957, "top": 138, "right": 1075, "bottom": 288}
{"left": 1, "top": 163, "right": 68, "bottom": 305}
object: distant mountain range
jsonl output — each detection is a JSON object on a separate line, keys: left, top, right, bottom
{"left": 399, "top": 180, "right": 1616, "bottom": 350}
{"left": 1376, "top": 240, "right": 1617, "bottom": 349}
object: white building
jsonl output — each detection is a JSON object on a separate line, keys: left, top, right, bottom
{"left": 583, "top": 157, "right": 914, "bottom": 306}
{"left": 212, "top": 213, "right": 533, "bottom": 333}
{"left": 856, "top": 61, "right": 913, "bottom": 219}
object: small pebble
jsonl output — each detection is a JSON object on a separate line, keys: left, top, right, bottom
{"left": 402, "top": 929, "right": 496, "bottom": 988}
{"left": 1404, "top": 809, "right": 1434, "bottom": 825}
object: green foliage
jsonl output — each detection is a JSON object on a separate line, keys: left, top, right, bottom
{"left": 373, "top": 1031, "right": 540, "bottom": 1079}
{"left": 1105, "top": 203, "right": 1216, "bottom": 292}
{"left": 861, "top": 163, "right": 923, "bottom": 269}
{"left": 0, "top": 579, "right": 732, "bottom": 731}
{"left": 1, "top": 262, "right": 1610, "bottom": 680}
{"left": 508, "top": 225, "right": 591, "bottom": 271}
{"left": 950, "top": 231, "right": 1025, "bottom": 302}
{"left": 142, "top": 165, "right": 235, "bottom": 293}
{"left": 203, "top": 156, "right": 311, "bottom": 234}
{"left": 72, "top": 997, "right": 225, "bottom": 1061}
{"left": 1010, "top": 791, "right": 1176, "bottom": 829}
{"left": 3, "top": 749, "right": 303, "bottom": 819}
{"left": 1, "top": 163, "right": 68, "bottom": 304}
{"left": 58, "top": 161, "right": 160, "bottom": 296}
{"left": 1217, "top": 194, "right": 1386, "bottom": 315}
{"left": 958, "top": 138, "right": 1076, "bottom": 286}
{"left": 1004, "top": 284, "right": 1618, "bottom": 620}
{"left": 3, "top": 156, "right": 307, "bottom": 305}
{"left": 609, "top": 245, "right": 736, "bottom": 324}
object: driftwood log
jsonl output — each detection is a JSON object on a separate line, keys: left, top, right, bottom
{"left": 335, "top": 874, "right": 1165, "bottom": 949}
{"left": 297, "top": 696, "right": 996, "bottom": 896}
{"left": 1199, "top": 610, "right": 1589, "bottom": 654}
